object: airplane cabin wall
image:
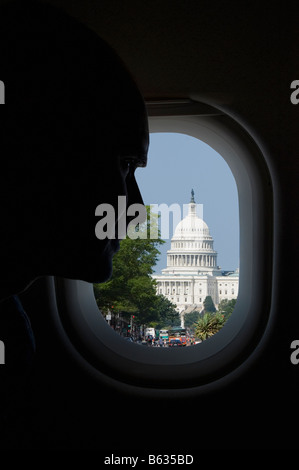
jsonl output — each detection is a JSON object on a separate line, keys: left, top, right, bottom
{"left": 0, "top": 0, "right": 298, "bottom": 450}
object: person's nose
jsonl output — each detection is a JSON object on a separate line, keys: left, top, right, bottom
{"left": 126, "top": 174, "right": 147, "bottom": 226}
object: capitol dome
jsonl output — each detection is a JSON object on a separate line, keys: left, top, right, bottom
{"left": 173, "top": 205, "right": 210, "bottom": 240}
{"left": 162, "top": 190, "right": 221, "bottom": 276}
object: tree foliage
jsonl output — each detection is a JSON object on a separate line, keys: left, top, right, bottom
{"left": 194, "top": 312, "right": 225, "bottom": 341}
{"left": 184, "top": 311, "right": 201, "bottom": 330}
{"left": 193, "top": 298, "right": 237, "bottom": 341}
{"left": 217, "top": 298, "right": 237, "bottom": 320}
{"left": 153, "top": 294, "right": 181, "bottom": 329}
{"left": 203, "top": 295, "right": 216, "bottom": 313}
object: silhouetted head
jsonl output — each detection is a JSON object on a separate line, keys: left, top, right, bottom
{"left": 0, "top": 1, "right": 149, "bottom": 299}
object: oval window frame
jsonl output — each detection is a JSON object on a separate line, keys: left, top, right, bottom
{"left": 49, "top": 101, "right": 274, "bottom": 396}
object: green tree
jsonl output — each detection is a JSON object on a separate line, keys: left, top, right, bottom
{"left": 184, "top": 311, "right": 201, "bottom": 330}
{"left": 128, "top": 275, "right": 160, "bottom": 325}
{"left": 148, "top": 295, "right": 180, "bottom": 329}
{"left": 203, "top": 295, "right": 216, "bottom": 313}
{"left": 194, "top": 312, "right": 225, "bottom": 341}
{"left": 218, "top": 298, "right": 237, "bottom": 320}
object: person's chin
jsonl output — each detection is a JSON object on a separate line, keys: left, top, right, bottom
{"left": 59, "top": 238, "right": 120, "bottom": 284}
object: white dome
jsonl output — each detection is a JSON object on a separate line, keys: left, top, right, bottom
{"left": 172, "top": 202, "right": 210, "bottom": 240}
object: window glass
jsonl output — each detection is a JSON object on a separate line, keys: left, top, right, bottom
{"left": 93, "top": 133, "right": 239, "bottom": 346}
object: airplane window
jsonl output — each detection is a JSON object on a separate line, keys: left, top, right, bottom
{"left": 93, "top": 132, "right": 239, "bottom": 348}
{"left": 52, "top": 103, "right": 274, "bottom": 395}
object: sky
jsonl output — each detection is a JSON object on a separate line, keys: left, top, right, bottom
{"left": 135, "top": 132, "right": 239, "bottom": 274}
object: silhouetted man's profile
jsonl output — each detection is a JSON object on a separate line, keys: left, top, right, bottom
{"left": 0, "top": 1, "right": 149, "bottom": 368}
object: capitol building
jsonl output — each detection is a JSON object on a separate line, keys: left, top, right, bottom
{"left": 152, "top": 190, "right": 239, "bottom": 324}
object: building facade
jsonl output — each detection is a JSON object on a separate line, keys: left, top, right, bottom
{"left": 153, "top": 191, "right": 239, "bottom": 323}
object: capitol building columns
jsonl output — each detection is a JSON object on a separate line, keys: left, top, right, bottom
{"left": 152, "top": 190, "right": 239, "bottom": 323}
{"left": 167, "top": 252, "right": 218, "bottom": 268}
